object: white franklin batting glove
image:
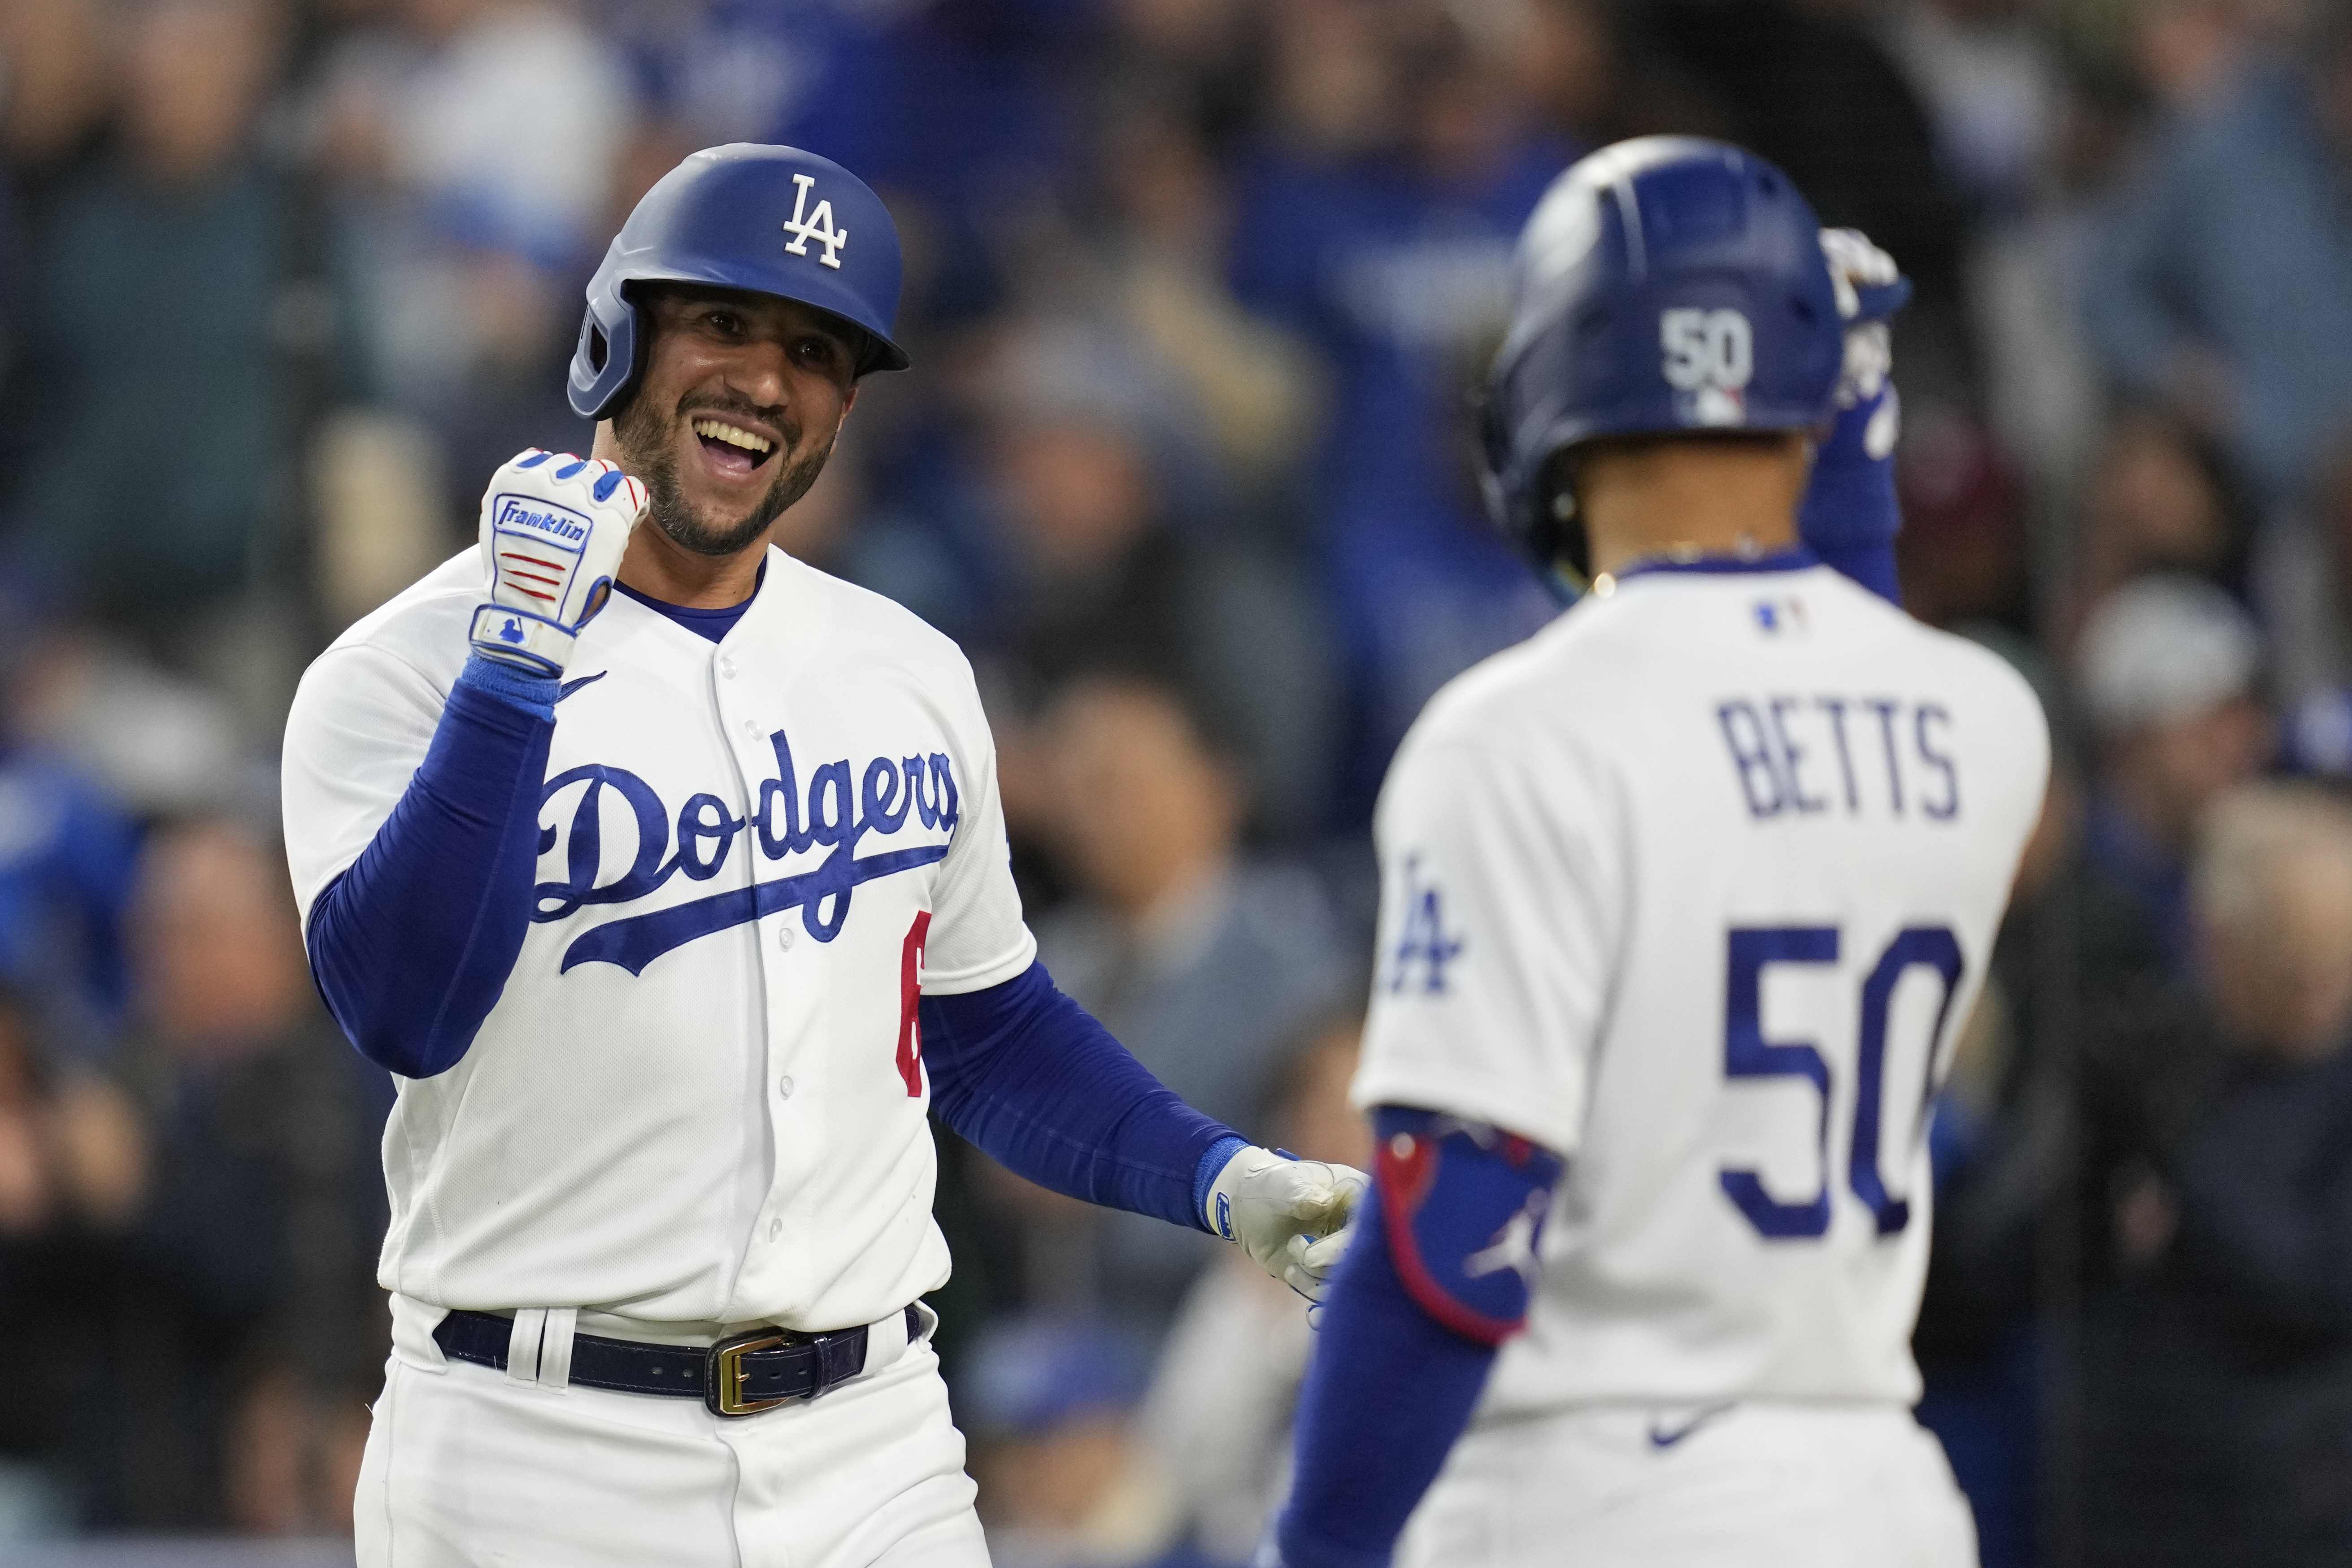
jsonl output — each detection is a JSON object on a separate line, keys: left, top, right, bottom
{"left": 1206, "top": 1145, "right": 1368, "bottom": 1303}
{"left": 471, "top": 449, "right": 646, "bottom": 677}
{"left": 1818, "top": 227, "right": 1908, "bottom": 458}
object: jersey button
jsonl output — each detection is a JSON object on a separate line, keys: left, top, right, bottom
{"left": 741, "top": 719, "right": 759, "bottom": 740}
{"left": 777, "top": 1075, "right": 795, "bottom": 1099}
{"left": 719, "top": 655, "right": 738, "bottom": 678}
{"left": 768, "top": 1219, "right": 783, "bottom": 1242}
{"left": 776, "top": 924, "right": 796, "bottom": 951}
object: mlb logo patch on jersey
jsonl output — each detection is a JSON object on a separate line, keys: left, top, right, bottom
{"left": 1753, "top": 596, "right": 1808, "bottom": 635}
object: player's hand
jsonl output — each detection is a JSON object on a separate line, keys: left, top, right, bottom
{"left": 1206, "top": 1145, "right": 1368, "bottom": 1302}
{"left": 1818, "top": 228, "right": 1910, "bottom": 457}
{"left": 470, "top": 449, "right": 646, "bottom": 677}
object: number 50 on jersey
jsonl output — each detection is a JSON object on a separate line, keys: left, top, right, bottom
{"left": 1717, "top": 922, "right": 1966, "bottom": 1242}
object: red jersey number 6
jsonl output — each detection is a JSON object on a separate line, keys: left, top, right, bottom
{"left": 896, "top": 911, "right": 932, "bottom": 1097}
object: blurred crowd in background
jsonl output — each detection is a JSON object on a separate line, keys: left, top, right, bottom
{"left": 0, "top": 0, "right": 2351, "bottom": 1562}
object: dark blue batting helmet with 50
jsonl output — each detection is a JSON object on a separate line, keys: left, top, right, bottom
{"left": 568, "top": 143, "right": 911, "bottom": 421}
{"left": 1480, "top": 137, "right": 1846, "bottom": 587}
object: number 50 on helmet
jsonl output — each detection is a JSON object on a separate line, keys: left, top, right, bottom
{"left": 567, "top": 143, "right": 913, "bottom": 421}
{"left": 1478, "top": 137, "right": 1848, "bottom": 595}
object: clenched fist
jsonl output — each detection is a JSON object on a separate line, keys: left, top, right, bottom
{"left": 1206, "top": 1144, "right": 1369, "bottom": 1302}
{"left": 470, "top": 449, "right": 647, "bottom": 677}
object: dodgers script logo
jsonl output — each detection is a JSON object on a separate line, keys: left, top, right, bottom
{"left": 535, "top": 729, "right": 956, "bottom": 976}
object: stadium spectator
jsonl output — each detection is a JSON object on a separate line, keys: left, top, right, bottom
{"left": 1892, "top": 402, "right": 2029, "bottom": 630}
{"left": 1880, "top": 0, "right": 2063, "bottom": 222}
{"left": 1034, "top": 673, "right": 1353, "bottom": 1149}
{"left": 995, "top": 671, "right": 1352, "bottom": 1332}
{"left": 85, "top": 820, "right": 386, "bottom": 1530}
{"left": 2074, "top": 574, "right": 2272, "bottom": 964}
{"left": 972, "top": 318, "right": 1336, "bottom": 844}
{"left": 2082, "top": 782, "right": 2352, "bottom": 1567}
{"left": 2081, "top": 2, "right": 2352, "bottom": 507}
{"left": 0, "top": 982, "right": 141, "bottom": 1539}
{"left": 1228, "top": 5, "right": 1564, "bottom": 825}
{"left": 2070, "top": 410, "right": 2246, "bottom": 644}
{"left": 1082, "top": 94, "right": 1321, "bottom": 503}
{"left": 1913, "top": 637, "right": 2209, "bottom": 1568}
{"left": 0, "top": 588, "right": 142, "bottom": 1051}
{"left": 1, "top": 0, "right": 312, "bottom": 640}
{"left": 0, "top": 0, "right": 110, "bottom": 173}
{"left": 963, "top": 1316, "right": 1185, "bottom": 1568}
{"left": 313, "top": 0, "right": 636, "bottom": 518}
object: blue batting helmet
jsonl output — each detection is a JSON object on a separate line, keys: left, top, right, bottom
{"left": 568, "top": 144, "right": 911, "bottom": 421}
{"left": 1479, "top": 137, "right": 1844, "bottom": 586}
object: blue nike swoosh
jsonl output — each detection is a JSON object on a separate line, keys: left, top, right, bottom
{"left": 1647, "top": 1405, "right": 1734, "bottom": 1450}
{"left": 557, "top": 671, "right": 608, "bottom": 703}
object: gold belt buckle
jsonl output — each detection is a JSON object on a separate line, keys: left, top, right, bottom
{"left": 708, "top": 1329, "right": 791, "bottom": 1417}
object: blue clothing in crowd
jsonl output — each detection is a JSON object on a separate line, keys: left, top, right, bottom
{"left": 2083, "top": 796, "right": 2194, "bottom": 972}
{"left": 4, "top": 158, "right": 297, "bottom": 620}
{"left": 1229, "top": 141, "right": 1571, "bottom": 825}
{"left": 2083, "top": 60, "right": 2352, "bottom": 504}
{"left": 0, "top": 748, "right": 139, "bottom": 1042}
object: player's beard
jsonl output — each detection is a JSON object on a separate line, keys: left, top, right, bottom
{"left": 614, "top": 393, "right": 835, "bottom": 559}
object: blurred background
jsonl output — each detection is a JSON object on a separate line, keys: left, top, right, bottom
{"left": 0, "top": 0, "right": 2348, "bottom": 1563}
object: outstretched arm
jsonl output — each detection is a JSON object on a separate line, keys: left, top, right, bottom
{"left": 1273, "top": 1107, "right": 1565, "bottom": 1568}
{"left": 922, "top": 961, "right": 1363, "bottom": 1296}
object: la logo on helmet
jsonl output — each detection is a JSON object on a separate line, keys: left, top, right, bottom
{"left": 781, "top": 173, "right": 848, "bottom": 269}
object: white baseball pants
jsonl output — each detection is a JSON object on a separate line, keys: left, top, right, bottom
{"left": 1395, "top": 1402, "right": 1978, "bottom": 1568}
{"left": 356, "top": 1296, "right": 989, "bottom": 1568}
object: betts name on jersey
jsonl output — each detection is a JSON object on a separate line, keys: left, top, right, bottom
{"left": 1354, "top": 560, "right": 2048, "bottom": 1420}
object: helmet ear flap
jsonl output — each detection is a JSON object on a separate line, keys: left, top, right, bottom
{"left": 568, "top": 284, "right": 641, "bottom": 421}
{"left": 1478, "top": 373, "right": 1591, "bottom": 603}
{"left": 1534, "top": 447, "right": 1591, "bottom": 600}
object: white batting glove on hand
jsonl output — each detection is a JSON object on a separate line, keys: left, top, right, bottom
{"left": 1818, "top": 228, "right": 1909, "bottom": 458}
{"left": 1206, "top": 1145, "right": 1368, "bottom": 1302}
{"left": 471, "top": 449, "right": 646, "bottom": 677}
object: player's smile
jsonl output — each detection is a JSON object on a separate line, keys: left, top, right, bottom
{"left": 609, "top": 283, "right": 859, "bottom": 564}
{"left": 690, "top": 415, "right": 778, "bottom": 478}
{"left": 676, "top": 400, "right": 791, "bottom": 491}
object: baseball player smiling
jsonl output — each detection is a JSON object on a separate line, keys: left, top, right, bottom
{"left": 282, "top": 144, "right": 1360, "bottom": 1568}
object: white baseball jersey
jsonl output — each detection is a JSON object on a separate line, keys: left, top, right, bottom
{"left": 1354, "top": 560, "right": 2048, "bottom": 1417}
{"left": 282, "top": 547, "right": 1035, "bottom": 1333}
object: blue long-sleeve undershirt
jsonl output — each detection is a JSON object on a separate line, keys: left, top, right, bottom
{"left": 1278, "top": 1105, "right": 1564, "bottom": 1568}
{"left": 303, "top": 652, "right": 1243, "bottom": 1229}
{"left": 1798, "top": 384, "right": 1903, "bottom": 605}
{"left": 305, "top": 653, "right": 557, "bottom": 1078}
{"left": 923, "top": 965, "right": 1241, "bottom": 1233}
{"left": 1277, "top": 1150, "right": 1503, "bottom": 1568}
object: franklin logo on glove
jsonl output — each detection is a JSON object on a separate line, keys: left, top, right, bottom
{"left": 493, "top": 496, "right": 592, "bottom": 544}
